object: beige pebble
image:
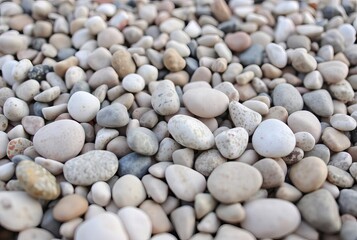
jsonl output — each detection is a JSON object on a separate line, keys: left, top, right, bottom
{"left": 216, "top": 203, "right": 245, "bottom": 224}
{"left": 291, "top": 50, "right": 317, "bottom": 73}
{"left": 59, "top": 218, "right": 83, "bottom": 239}
{"left": 140, "top": 200, "right": 173, "bottom": 234}
{"left": 91, "top": 181, "right": 111, "bottom": 207}
{"left": 111, "top": 49, "right": 136, "bottom": 79}
{"left": 322, "top": 127, "right": 351, "bottom": 152}
{"left": 295, "top": 132, "right": 316, "bottom": 151}
{"left": 215, "top": 127, "right": 248, "bottom": 159}
{"left": 34, "top": 157, "right": 64, "bottom": 175}
{"left": 327, "top": 165, "right": 354, "bottom": 188}
{"left": 215, "top": 224, "right": 255, "bottom": 240}
{"left": 171, "top": 205, "right": 195, "bottom": 240}
{"left": 318, "top": 61, "right": 348, "bottom": 84}
{"left": 112, "top": 175, "right": 146, "bottom": 208}
{"left": 163, "top": 48, "right": 186, "bottom": 72}
{"left": 229, "top": 101, "right": 262, "bottom": 136}
{"left": 289, "top": 157, "right": 328, "bottom": 193}
{"left": 329, "top": 80, "right": 355, "bottom": 103}
{"left": 87, "top": 47, "right": 112, "bottom": 71}
{"left": 3, "top": 97, "right": 29, "bottom": 122}
{"left": 288, "top": 110, "right": 322, "bottom": 142}
{"left": 195, "top": 193, "right": 217, "bottom": 220}
{"left": 142, "top": 174, "right": 168, "bottom": 203}
{"left": 275, "top": 182, "right": 303, "bottom": 202}
{"left": 253, "top": 158, "right": 285, "bottom": 189}
{"left": 118, "top": 206, "right": 152, "bottom": 240}
{"left": 53, "top": 194, "right": 88, "bottom": 222}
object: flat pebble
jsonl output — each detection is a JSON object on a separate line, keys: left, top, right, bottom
{"left": 0, "top": 191, "right": 43, "bottom": 232}
{"left": 297, "top": 189, "right": 341, "bottom": 233}
{"left": 215, "top": 127, "right": 248, "bottom": 159}
{"left": 252, "top": 119, "right": 296, "bottom": 158}
{"left": 241, "top": 199, "right": 301, "bottom": 239}
{"left": 112, "top": 175, "right": 146, "bottom": 208}
{"left": 170, "top": 205, "right": 195, "bottom": 240}
{"left": 16, "top": 160, "right": 60, "bottom": 200}
{"left": 229, "top": 101, "right": 262, "bottom": 136}
{"left": 127, "top": 127, "right": 159, "bottom": 156}
{"left": 207, "top": 162, "right": 262, "bottom": 203}
{"left": 67, "top": 91, "right": 100, "bottom": 122}
{"left": 289, "top": 157, "right": 328, "bottom": 193}
{"left": 118, "top": 207, "right": 152, "bottom": 240}
{"left": 140, "top": 200, "right": 173, "bottom": 234}
{"left": 330, "top": 114, "right": 356, "bottom": 131}
{"left": 165, "top": 165, "right": 206, "bottom": 202}
{"left": 53, "top": 194, "right": 88, "bottom": 222}
{"left": 96, "top": 103, "right": 129, "bottom": 128}
{"left": 183, "top": 88, "right": 229, "bottom": 118}
{"left": 33, "top": 120, "right": 85, "bottom": 162}
{"left": 75, "top": 212, "right": 128, "bottom": 240}
{"left": 63, "top": 150, "right": 118, "bottom": 186}
{"left": 142, "top": 174, "right": 168, "bottom": 203}
{"left": 168, "top": 115, "right": 215, "bottom": 150}
{"left": 322, "top": 127, "right": 351, "bottom": 152}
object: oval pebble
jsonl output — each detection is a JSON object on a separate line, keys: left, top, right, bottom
{"left": 168, "top": 115, "right": 214, "bottom": 150}
{"left": 63, "top": 150, "right": 118, "bottom": 186}
{"left": 252, "top": 119, "right": 296, "bottom": 158}
{"left": 53, "top": 194, "right": 88, "bottom": 222}
{"left": 127, "top": 127, "right": 159, "bottom": 156}
{"left": 112, "top": 175, "right": 146, "bottom": 208}
{"left": 33, "top": 120, "right": 85, "bottom": 162}
{"left": 330, "top": 114, "right": 357, "bottom": 131}
{"left": 67, "top": 91, "right": 100, "bottom": 123}
{"left": 96, "top": 103, "right": 129, "bottom": 128}
{"left": 272, "top": 83, "right": 303, "bottom": 114}
{"left": 122, "top": 73, "right": 145, "bottom": 93}
{"left": 241, "top": 199, "right": 301, "bottom": 239}
{"left": 207, "top": 162, "right": 262, "bottom": 203}
{"left": 151, "top": 80, "right": 180, "bottom": 116}
{"left": 183, "top": 88, "right": 229, "bottom": 118}
{"left": 3, "top": 97, "right": 29, "bottom": 122}
{"left": 118, "top": 207, "right": 152, "bottom": 240}
{"left": 215, "top": 127, "right": 249, "bottom": 159}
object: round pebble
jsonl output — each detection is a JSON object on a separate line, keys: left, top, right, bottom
{"left": 3, "top": 97, "right": 29, "bottom": 122}
{"left": 122, "top": 73, "right": 145, "bottom": 93}
{"left": 252, "top": 119, "right": 296, "bottom": 158}
{"left": 207, "top": 162, "right": 262, "bottom": 203}
{"left": 67, "top": 91, "right": 100, "bottom": 123}
{"left": 112, "top": 174, "right": 146, "bottom": 208}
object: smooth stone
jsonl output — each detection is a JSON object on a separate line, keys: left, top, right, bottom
{"left": 329, "top": 80, "right": 355, "bottom": 103}
{"left": 33, "top": 120, "right": 85, "bottom": 162}
{"left": 53, "top": 194, "right": 88, "bottom": 222}
{"left": 91, "top": 181, "right": 111, "bottom": 207}
{"left": 207, "top": 162, "right": 262, "bottom": 203}
{"left": 330, "top": 114, "right": 356, "bottom": 131}
{"left": 163, "top": 48, "right": 186, "bottom": 72}
{"left": 224, "top": 32, "right": 251, "bottom": 52}
{"left": 0, "top": 191, "right": 43, "bottom": 232}
{"left": 215, "top": 127, "right": 248, "bottom": 159}
{"left": 303, "top": 71, "right": 323, "bottom": 90}
{"left": 303, "top": 90, "right": 334, "bottom": 117}
{"left": 272, "top": 83, "right": 303, "bottom": 114}
{"left": 183, "top": 88, "right": 229, "bottom": 118}
{"left": 252, "top": 119, "right": 296, "bottom": 158}
{"left": 229, "top": 101, "right": 262, "bottom": 136}
{"left": 295, "top": 132, "right": 316, "bottom": 152}
{"left": 322, "top": 127, "right": 351, "bottom": 152}
{"left": 122, "top": 74, "right": 145, "bottom": 93}
{"left": 127, "top": 127, "right": 159, "bottom": 156}
{"left": 288, "top": 110, "right": 321, "bottom": 141}
{"left": 151, "top": 80, "right": 180, "bottom": 116}
{"left": 112, "top": 175, "right": 146, "bottom": 208}
{"left": 327, "top": 165, "right": 354, "bottom": 188}
{"left": 215, "top": 225, "right": 255, "bottom": 240}
{"left": 291, "top": 50, "right": 317, "bottom": 73}
{"left": 140, "top": 200, "right": 173, "bottom": 234}
{"left": 289, "top": 157, "right": 328, "bottom": 193}
{"left": 329, "top": 152, "right": 352, "bottom": 171}
{"left": 195, "top": 149, "right": 227, "bottom": 177}
{"left": 239, "top": 44, "right": 264, "bottom": 66}
{"left": 88, "top": 67, "right": 119, "bottom": 89}
{"left": 253, "top": 158, "right": 285, "bottom": 189}
{"left": 118, "top": 207, "right": 152, "bottom": 240}
{"left": 17, "top": 228, "right": 54, "bottom": 240}
{"left": 275, "top": 16, "right": 295, "bottom": 43}
{"left": 241, "top": 199, "right": 301, "bottom": 239}
{"left": 6, "top": 137, "right": 32, "bottom": 160}
{"left": 275, "top": 183, "right": 303, "bottom": 202}
{"left": 165, "top": 165, "right": 206, "bottom": 202}
{"left": 21, "top": 116, "right": 44, "bottom": 135}
{"left": 266, "top": 43, "right": 288, "bottom": 68}
{"left": 63, "top": 150, "right": 118, "bottom": 186}
{"left": 75, "top": 212, "right": 128, "bottom": 240}
{"left": 118, "top": 152, "right": 155, "bottom": 178}
{"left": 16, "top": 160, "right": 60, "bottom": 200}
{"left": 168, "top": 115, "right": 214, "bottom": 150}
{"left": 3, "top": 97, "right": 29, "bottom": 122}
{"left": 317, "top": 61, "right": 348, "bottom": 84}
{"left": 297, "top": 189, "right": 341, "bottom": 233}
{"left": 195, "top": 193, "right": 218, "bottom": 220}
{"left": 67, "top": 91, "right": 100, "bottom": 122}
{"left": 338, "top": 189, "right": 357, "bottom": 217}
{"left": 142, "top": 174, "right": 168, "bottom": 203}
{"left": 170, "top": 206, "right": 195, "bottom": 240}
{"left": 96, "top": 103, "right": 129, "bottom": 128}
{"left": 215, "top": 203, "right": 245, "bottom": 224}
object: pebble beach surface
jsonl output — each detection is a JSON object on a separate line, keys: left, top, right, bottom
{"left": 0, "top": 0, "right": 357, "bottom": 239}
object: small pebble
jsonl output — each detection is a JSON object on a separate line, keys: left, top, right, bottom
{"left": 53, "top": 194, "right": 88, "bottom": 222}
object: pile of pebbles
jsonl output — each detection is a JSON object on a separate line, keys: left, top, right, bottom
{"left": 1, "top": 0, "right": 357, "bottom": 239}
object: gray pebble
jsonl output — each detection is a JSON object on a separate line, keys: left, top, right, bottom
{"left": 118, "top": 152, "right": 155, "bottom": 178}
{"left": 338, "top": 189, "right": 357, "bottom": 217}
{"left": 239, "top": 44, "right": 264, "bottom": 66}
{"left": 96, "top": 103, "right": 129, "bottom": 128}
{"left": 28, "top": 65, "right": 53, "bottom": 81}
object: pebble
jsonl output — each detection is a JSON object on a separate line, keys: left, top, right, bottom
{"left": 253, "top": 158, "right": 285, "bottom": 189}
{"left": 229, "top": 101, "right": 262, "bottom": 136}
{"left": 0, "top": 191, "right": 43, "bottom": 232}
{"left": 170, "top": 205, "right": 195, "bottom": 240}
{"left": 127, "top": 127, "right": 158, "bottom": 156}
{"left": 91, "top": 181, "right": 111, "bottom": 207}
{"left": 21, "top": 115, "right": 44, "bottom": 135}
{"left": 119, "top": 152, "right": 154, "bottom": 178}
{"left": 96, "top": 103, "right": 129, "bottom": 128}
{"left": 215, "top": 128, "right": 248, "bottom": 159}
{"left": 317, "top": 61, "right": 348, "bottom": 84}
{"left": 163, "top": 48, "right": 186, "bottom": 72}
{"left": 168, "top": 115, "right": 215, "bottom": 150}
{"left": 289, "top": 157, "right": 328, "bottom": 193}
{"left": 207, "top": 162, "right": 262, "bottom": 203}
{"left": 151, "top": 80, "right": 180, "bottom": 116}
{"left": 140, "top": 200, "right": 173, "bottom": 234}
{"left": 67, "top": 91, "right": 100, "bottom": 122}
{"left": 241, "top": 199, "right": 301, "bottom": 239}
{"left": 291, "top": 50, "right": 317, "bottom": 73}
{"left": 266, "top": 43, "right": 288, "bottom": 68}
{"left": 17, "top": 228, "right": 54, "bottom": 240}
{"left": 118, "top": 207, "right": 152, "bottom": 239}
{"left": 111, "top": 49, "right": 136, "bottom": 79}
{"left": 338, "top": 189, "right": 357, "bottom": 217}
{"left": 75, "top": 212, "right": 128, "bottom": 240}
{"left": 330, "top": 114, "right": 356, "bottom": 131}
{"left": 122, "top": 73, "right": 145, "bottom": 93}
{"left": 303, "top": 71, "right": 323, "bottom": 90}
{"left": 6, "top": 137, "right": 32, "bottom": 160}
{"left": 272, "top": 83, "right": 303, "bottom": 114}
{"left": 142, "top": 174, "right": 168, "bottom": 203}
{"left": 329, "top": 79, "right": 355, "bottom": 103}
{"left": 183, "top": 88, "right": 229, "bottom": 118}
{"left": 288, "top": 110, "right": 321, "bottom": 141}
{"left": 327, "top": 165, "right": 354, "bottom": 188}
{"left": 252, "top": 119, "right": 296, "bottom": 158}
{"left": 215, "top": 224, "right": 255, "bottom": 240}
{"left": 303, "top": 90, "right": 334, "bottom": 117}
{"left": 33, "top": 120, "right": 85, "bottom": 162}
{"left": 275, "top": 16, "right": 295, "bottom": 43}
{"left": 16, "top": 160, "right": 60, "bottom": 200}
{"left": 3, "top": 97, "right": 29, "bottom": 122}
{"left": 322, "top": 127, "right": 351, "bottom": 152}
{"left": 195, "top": 149, "right": 226, "bottom": 177}
{"left": 239, "top": 44, "right": 264, "bottom": 66}
{"left": 112, "top": 175, "right": 146, "bottom": 208}
{"left": 297, "top": 189, "right": 341, "bottom": 233}
{"left": 53, "top": 194, "right": 88, "bottom": 222}
{"left": 224, "top": 32, "right": 251, "bottom": 52}
{"left": 165, "top": 165, "right": 206, "bottom": 202}
{"left": 34, "top": 86, "right": 61, "bottom": 102}
{"left": 295, "top": 132, "right": 316, "bottom": 152}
